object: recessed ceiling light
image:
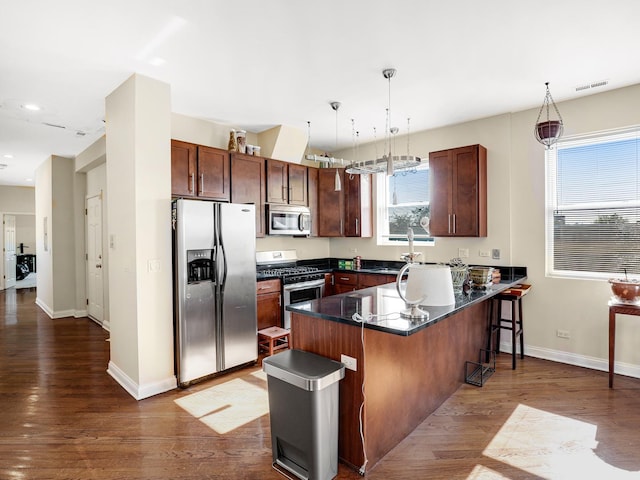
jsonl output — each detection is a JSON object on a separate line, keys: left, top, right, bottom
{"left": 25, "top": 178, "right": 33, "bottom": 182}
{"left": 22, "top": 103, "right": 41, "bottom": 111}
{"left": 3, "top": 154, "right": 13, "bottom": 159}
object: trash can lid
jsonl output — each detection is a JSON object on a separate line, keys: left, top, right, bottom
{"left": 262, "top": 349, "right": 345, "bottom": 391}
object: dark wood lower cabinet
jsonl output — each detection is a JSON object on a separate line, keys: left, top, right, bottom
{"left": 256, "top": 279, "right": 281, "bottom": 330}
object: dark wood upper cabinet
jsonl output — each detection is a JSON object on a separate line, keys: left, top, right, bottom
{"left": 288, "top": 163, "right": 308, "bottom": 206}
{"left": 198, "top": 145, "right": 230, "bottom": 201}
{"left": 231, "top": 153, "right": 266, "bottom": 237}
{"left": 171, "top": 140, "right": 197, "bottom": 198}
{"left": 266, "top": 159, "right": 308, "bottom": 206}
{"left": 344, "top": 173, "right": 372, "bottom": 237}
{"left": 307, "top": 166, "right": 319, "bottom": 237}
{"left": 428, "top": 144, "right": 487, "bottom": 237}
{"left": 171, "top": 140, "right": 230, "bottom": 201}
{"left": 317, "top": 168, "right": 345, "bottom": 237}
{"left": 317, "top": 168, "right": 372, "bottom": 238}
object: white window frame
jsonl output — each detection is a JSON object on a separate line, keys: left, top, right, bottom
{"left": 545, "top": 125, "right": 640, "bottom": 280}
{"left": 376, "top": 164, "right": 434, "bottom": 247}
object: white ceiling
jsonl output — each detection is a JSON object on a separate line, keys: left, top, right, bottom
{"left": 1, "top": 0, "right": 640, "bottom": 186}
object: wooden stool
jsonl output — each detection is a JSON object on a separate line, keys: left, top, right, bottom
{"left": 258, "top": 326, "right": 291, "bottom": 356}
{"left": 487, "top": 284, "right": 530, "bottom": 369}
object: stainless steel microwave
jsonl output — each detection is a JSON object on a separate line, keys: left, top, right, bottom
{"left": 267, "top": 205, "right": 311, "bottom": 236}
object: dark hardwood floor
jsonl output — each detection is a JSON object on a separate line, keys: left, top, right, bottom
{"left": 1, "top": 288, "right": 640, "bottom": 479}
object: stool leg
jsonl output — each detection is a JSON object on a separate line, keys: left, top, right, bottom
{"left": 496, "top": 299, "right": 502, "bottom": 353}
{"left": 511, "top": 300, "right": 517, "bottom": 370}
{"left": 519, "top": 298, "right": 524, "bottom": 359}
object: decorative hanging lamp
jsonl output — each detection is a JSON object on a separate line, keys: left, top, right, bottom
{"left": 331, "top": 101, "right": 342, "bottom": 191}
{"left": 534, "top": 82, "right": 564, "bottom": 148}
{"left": 345, "top": 68, "right": 421, "bottom": 175}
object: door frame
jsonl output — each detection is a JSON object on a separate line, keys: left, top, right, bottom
{"left": 1, "top": 212, "right": 35, "bottom": 291}
{"left": 85, "top": 192, "right": 107, "bottom": 329}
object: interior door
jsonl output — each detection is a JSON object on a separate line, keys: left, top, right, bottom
{"left": 3, "top": 215, "right": 16, "bottom": 289}
{"left": 86, "top": 194, "right": 105, "bottom": 327}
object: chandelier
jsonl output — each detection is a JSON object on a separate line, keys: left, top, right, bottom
{"left": 305, "top": 68, "right": 421, "bottom": 176}
{"left": 534, "top": 82, "right": 564, "bottom": 148}
{"left": 345, "top": 68, "right": 421, "bottom": 175}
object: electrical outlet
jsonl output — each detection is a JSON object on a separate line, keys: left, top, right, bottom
{"left": 479, "top": 250, "right": 490, "bottom": 257}
{"left": 458, "top": 248, "right": 469, "bottom": 258}
{"left": 556, "top": 329, "right": 570, "bottom": 339}
{"left": 492, "top": 249, "right": 501, "bottom": 260}
{"left": 341, "top": 354, "right": 357, "bottom": 371}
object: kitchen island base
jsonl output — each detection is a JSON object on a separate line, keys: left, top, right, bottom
{"left": 290, "top": 298, "right": 490, "bottom": 474}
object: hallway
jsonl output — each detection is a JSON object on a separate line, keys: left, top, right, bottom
{"left": 1, "top": 288, "right": 640, "bottom": 479}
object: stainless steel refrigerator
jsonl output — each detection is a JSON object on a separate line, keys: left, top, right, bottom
{"left": 173, "top": 199, "right": 257, "bottom": 387}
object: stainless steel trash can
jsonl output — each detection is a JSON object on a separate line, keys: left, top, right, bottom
{"left": 262, "top": 349, "right": 345, "bottom": 480}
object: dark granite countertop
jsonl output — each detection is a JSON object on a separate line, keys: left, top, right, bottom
{"left": 286, "top": 274, "right": 528, "bottom": 336}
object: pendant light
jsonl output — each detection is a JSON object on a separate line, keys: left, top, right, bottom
{"left": 534, "top": 82, "right": 564, "bottom": 148}
{"left": 384, "top": 69, "right": 396, "bottom": 176}
{"left": 331, "top": 101, "right": 342, "bottom": 191}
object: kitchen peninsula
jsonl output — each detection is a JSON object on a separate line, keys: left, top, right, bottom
{"left": 287, "top": 268, "right": 527, "bottom": 473}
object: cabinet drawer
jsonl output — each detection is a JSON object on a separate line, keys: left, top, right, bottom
{"left": 334, "top": 272, "right": 358, "bottom": 285}
{"left": 257, "top": 279, "right": 281, "bottom": 294}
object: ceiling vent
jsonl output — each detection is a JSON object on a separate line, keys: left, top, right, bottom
{"left": 575, "top": 80, "right": 609, "bottom": 92}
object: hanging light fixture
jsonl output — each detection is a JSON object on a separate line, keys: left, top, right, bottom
{"left": 345, "top": 68, "right": 421, "bottom": 175}
{"left": 331, "top": 101, "right": 342, "bottom": 191}
{"left": 534, "top": 82, "right": 564, "bottom": 148}
{"left": 305, "top": 104, "right": 345, "bottom": 190}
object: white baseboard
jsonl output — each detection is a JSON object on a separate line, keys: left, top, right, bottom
{"left": 35, "top": 297, "right": 53, "bottom": 318}
{"left": 35, "top": 298, "right": 88, "bottom": 320}
{"left": 107, "top": 361, "right": 177, "bottom": 400}
{"left": 498, "top": 340, "right": 640, "bottom": 380}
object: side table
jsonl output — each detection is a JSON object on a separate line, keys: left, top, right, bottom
{"left": 608, "top": 301, "right": 640, "bottom": 388}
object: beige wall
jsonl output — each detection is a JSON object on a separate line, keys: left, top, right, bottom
{"left": 0, "top": 185, "right": 35, "bottom": 213}
{"left": 106, "top": 73, "right": 175, "bottom": 399}
{"left": 33, "top": 155, "right": 81, "bottom": 317}
{"left": 509, "top": 84, "right": 640, "bottom": 376}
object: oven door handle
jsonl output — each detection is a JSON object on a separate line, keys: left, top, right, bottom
{"left": 282, "top": 278, "right": 326, "bottom": 291}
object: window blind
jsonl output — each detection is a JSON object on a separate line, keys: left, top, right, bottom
{"left": 546, "top": 126, "right": 640, "bottom": 278}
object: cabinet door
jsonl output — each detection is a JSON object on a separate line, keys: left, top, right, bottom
{"left": 451, "top": 145, "right": 487, "bottom": 237}
{"left": 429, "top": 145, "right": 487, "bottom": 237}
{"left": 428, "top": 149, "right": 453, "bottom": 237}
{"left": 317, "top": 169, "right": 344, "bottom": 237}
{"left": 345, "top": 173, "right": 372, "bottom": 237}
{"left": 231, "top": 153, "right": 265, "bottom": 237}
{"left": 171, "top": 140, "right": 197, "bottom": 197}
{"left": 323, "top": 272, "right": 333, "bottom": 296}
{"left": 266, "top": 159, "right": 288, "bottom": 204}
{"left": 198, "top": 146, "right": 230, "bottom": 201}
{"left": 257, "top": 290, "right": 281, "bottom": 330}
{"left": 308, "top": 167, "right": 319, "bottom": 237}
{"left": 288, "top": 164, "right": 308, "bottom": 206}
{"left": 334, "top": 272, "right": 358, "bottom": 294}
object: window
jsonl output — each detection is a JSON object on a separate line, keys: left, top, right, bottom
{"left": 546, "top": 126, "right": 640, "bottom": 279}
{"left": 377, "top": 164, "right": 434, "bottom": 246}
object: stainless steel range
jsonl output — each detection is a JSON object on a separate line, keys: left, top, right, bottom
{"left": 256, "top": 250, "right": 325, "bottom": 329}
